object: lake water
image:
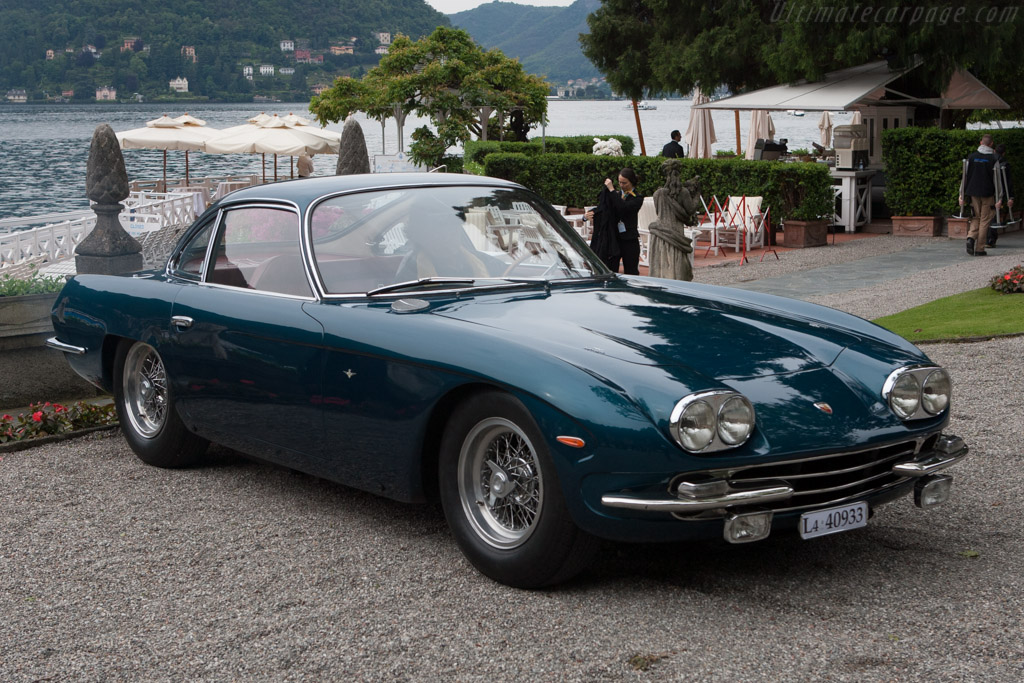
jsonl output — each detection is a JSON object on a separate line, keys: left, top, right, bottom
{"left": 0, "top": 100, "right": 855, "bottom": 220}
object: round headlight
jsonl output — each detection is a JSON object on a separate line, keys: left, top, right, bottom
{"left": 718, "top": 395, "right": 755, "bottom": 445}
{"left": 676, "top": 400, "right": 716, "bottom": 451}
{"left": 921, "top": 369, "right": 951, "bottom": 415}
{"left": 889, "top": 372, "right": 921, "bottom": 419}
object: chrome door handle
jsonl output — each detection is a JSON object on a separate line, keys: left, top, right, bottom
{"left": 171, "top": 315, "right": 193, "bottom": 330}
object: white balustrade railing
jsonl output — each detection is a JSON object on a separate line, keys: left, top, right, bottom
{"left": 0, "top": 191, "right": 200, "bottom": 273}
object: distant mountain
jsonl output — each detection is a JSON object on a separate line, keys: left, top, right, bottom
{"left": 0, "top": 0, "right": 449, "bottom": 100}
{"left": 449, "top": 0, "right": 601, "bottom": 83}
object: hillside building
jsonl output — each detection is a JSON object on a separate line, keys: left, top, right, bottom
{"left": 330, "top": 44, "right": 354, "bottom": 55}
{"left": 280, "top": 40, "right": 294, "bottom": 52}
{"left": 181, "top": 46, "right": 197, "bottom": 63}
{"left": 260, "top": 64, "right": 275, "bottom": 76}
{"left": 376, "top": 32, "right": 391, "bottom": 45}
{"left": 45, "top": 49, "right": 54, "bottom": 60}
{"left": 95, "top": 86, "right": 116, "bottom": 101}
{"left": 6, "top": 89, "right": 28, "bottom": 103}
{"left": 169, "top": 77, "right": 189, "bottom": 93}
{"left": 280, "top": 67, "right": 295, "bottom": 75}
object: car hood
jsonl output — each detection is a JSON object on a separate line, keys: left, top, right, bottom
{"left": 432, "top": 280, "right": 901, "bottom": 381}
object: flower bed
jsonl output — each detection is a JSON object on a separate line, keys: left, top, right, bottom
{"left": 990, "top": 264, "right": 1024, "bottom": 294}
{"left": 1, "top": 401, "right": 118, "bottom": 446}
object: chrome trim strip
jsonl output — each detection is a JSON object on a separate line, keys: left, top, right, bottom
{"left": 737, "top": 448, "right": 911, "bottom": 483}
{"left": 789, "top": 468, "right": 897, "bottom": 497}
{"left": 45, "top": 337, "right": 86, "bottom": 355}
{"left": 601, "top": 484, "right": 793, "bottom": 512}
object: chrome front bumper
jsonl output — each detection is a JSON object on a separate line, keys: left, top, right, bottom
{"left": 601, "top": 434, "right": 969, "bottom": 513}
{"left": 45, "top": 337, "right": 86, "bottom": 355}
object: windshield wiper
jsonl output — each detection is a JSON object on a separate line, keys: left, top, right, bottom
{"left": 366, "top": 277, "right": 477, "bottom": 297}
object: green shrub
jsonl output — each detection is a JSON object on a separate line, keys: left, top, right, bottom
{"left": 0, "top": 401, "right": 118, "bottom": 443}
{"left": 463, "top": 140, "right": 543, "bottom": 165}
{"left": 482, "top": 152, "right": 834, "bottom": 221}
{"left": 882, "top": 127, "right": 1024, "bottom": 216}
{"left": 0, "top": 269, "right": 65, "bottom": 297}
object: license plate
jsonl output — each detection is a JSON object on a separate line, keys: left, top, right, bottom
{"left": 799, "top": 502, "right": 868, "bottom": 539}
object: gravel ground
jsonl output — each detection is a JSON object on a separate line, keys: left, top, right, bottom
{"left": 2, "top": 236, "right": 1023, "bottom": 681}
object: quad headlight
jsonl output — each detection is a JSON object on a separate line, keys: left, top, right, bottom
{"left": 883, "top": 365, "right": 951, "bottom": 420}
{"left": 670, "top": 391, "right": 756, "bottom": 453}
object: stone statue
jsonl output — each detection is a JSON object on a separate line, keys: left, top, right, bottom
{"left": 336, "top": 117, "right": 370, "bottom": 175}
{"left": 647, "top": 159, "right": 700, "bottom": 281}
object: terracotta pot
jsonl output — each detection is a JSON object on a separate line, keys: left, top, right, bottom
{"left": 891, "top": 215, "right": 941, "bottom": 236}
{"left": 782, "top": 219, "right": 828, "bottom": 248}
{"left": 946, "top": 216, "right": 969, "bottom": 240}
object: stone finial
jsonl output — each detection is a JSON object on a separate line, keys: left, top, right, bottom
{"left": 85, "top": 124, "right": 130, "bottom": 205}
{"left": 76, "top": 123, "right": 142, "bottom": 274}
{"left": 336, "top": 117, "right": 370, "bottom": 175}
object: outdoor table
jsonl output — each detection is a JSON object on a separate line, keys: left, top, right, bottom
{"left": 830, "top": 168, "right": 875, "bottom": 232}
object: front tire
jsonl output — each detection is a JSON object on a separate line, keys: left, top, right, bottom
{"left": 439, "top": 391, "right": 598, "bottom": 588}
{"left": 114, "top": 340, "right": 207, "bottom": 468}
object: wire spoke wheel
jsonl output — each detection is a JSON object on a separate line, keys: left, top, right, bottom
{"left": 121, "top": 342, "right": 168, "bottom": 438}
{"left": 458, "top": 417, "right": 543, "bottom": 549}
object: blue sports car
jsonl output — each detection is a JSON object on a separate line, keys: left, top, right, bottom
{"left": 49, "top": 173, "right": 968, "bottom": 587}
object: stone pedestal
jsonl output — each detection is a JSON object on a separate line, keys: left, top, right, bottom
{"left": 782, "top": 220, "right": 828, "bottom": 248}
{"left": 946, "top": 216, "right": 969, "bottom": 240}
{"left": 891, "top": 215, "right": 941, "bottom": 236}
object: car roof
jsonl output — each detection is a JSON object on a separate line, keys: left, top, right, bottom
{"left": 217, "top": 173, "right": 524, "bottom": 211}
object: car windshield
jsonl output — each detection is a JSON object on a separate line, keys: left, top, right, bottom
{"left": 308, "top": 185, "right": 609, "bottom": 295}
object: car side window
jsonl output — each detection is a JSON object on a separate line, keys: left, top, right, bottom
{"left": 207, "top": 207, "right": 312, "bottom": 297}
{"left": 173, "top": 220, "right": 216, "bottom": 279}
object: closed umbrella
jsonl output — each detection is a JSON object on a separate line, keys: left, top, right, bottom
{"left": 850, "top": 110, "right": 863, "bottom": 125}
{"left": 745, "top": 110, "right": 776, "bottom": 160}
{"left": 116, "top": 114, "right": 220, "bottom": 189}
{"left": 818, "top": 111, "right": 834, "bottom": 148}
{"left": 685, "top": 89, "right": 717, "bottom": 159}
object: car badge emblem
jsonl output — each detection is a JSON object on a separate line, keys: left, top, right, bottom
{"left": 814, "top": 402, "right": 833, "bottom": 415}
{"left": 343, "top": 369, "right": 356, "bottom": 379}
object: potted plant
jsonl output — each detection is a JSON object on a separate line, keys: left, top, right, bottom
{"left": 0, "top": 268, "right": 65, "bottom": 342}
{"left": 780, "top": 166, "right": 834, "bottom": 248}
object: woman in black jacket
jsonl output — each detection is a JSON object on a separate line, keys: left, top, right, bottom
{"left": 586, "top": 168, "right": 643, "bottom": 274}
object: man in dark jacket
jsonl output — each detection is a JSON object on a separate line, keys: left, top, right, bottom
{"left": 661, "top": 130, "right": 685, "bottom": 158}
{"left": 959, "top": 134, "right": 999, "bottom": 256}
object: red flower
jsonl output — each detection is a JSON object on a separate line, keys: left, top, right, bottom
{"left": 2, "top": 414, "right": 11, "bottom": 421}
{"left": 1006, "top": 275, "right": 1012, "bottom": 280}
{"left": 32, "top": 411, "right": 43, "bottom": 422}
{"left": 54, "top": 404, "right": 65, "bottom": 413}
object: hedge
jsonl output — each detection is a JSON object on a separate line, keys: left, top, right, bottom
{"left": 882, "top": 127, "right": 1024, "bottom": 216}
{"left": 481, "top": 152, "right": 834, "bottom": 221}
{"left": 529, "top": 134, "right": 636, "bottom": 156}
{"left": 463, "top": 135, "right": 635, "bottom": 167}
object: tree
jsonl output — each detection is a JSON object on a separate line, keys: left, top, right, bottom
{"left": 311, "top": 27, "right": 549, "bottom": 167}
{"left": 581, "top": 1, "right": 1024, "bottom": 118}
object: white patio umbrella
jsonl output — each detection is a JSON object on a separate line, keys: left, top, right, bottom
{"left": 745, "top": 110, "right": 776, "bottom": 160}
{"left": 685, "top": 89, "right": 717, "bottom": 159}
{"left": 850, "top": 110, "right": 863, "bottom": 125}
{"left": 204, "top": 117, "right": 336, "bottom": 181}
{"left": 116, "top": 114, "right": 221, "bottom": 188}
{"left": 261, "top": 114, "right": 341, "bottom": 178}
{"left": 818, "top": 111, "right": 834, "bottom": 148}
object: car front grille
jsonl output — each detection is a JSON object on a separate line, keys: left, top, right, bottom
{"left": 674, "top": 434, "right": 940, "bottom": 518}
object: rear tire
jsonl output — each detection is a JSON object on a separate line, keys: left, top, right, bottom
{"left": 439, "top": 391, "right": 598, "bottom": 588}
{"left": 114, "top": 340, "right": 207, "bottom": 468}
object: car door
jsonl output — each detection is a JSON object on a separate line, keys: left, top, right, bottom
{"left": 167, "top": 203, "right": 325, "bottom": 470}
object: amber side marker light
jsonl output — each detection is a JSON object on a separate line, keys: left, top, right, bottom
{"left": 556, "top": 436, "right": 586, "bottom": 448}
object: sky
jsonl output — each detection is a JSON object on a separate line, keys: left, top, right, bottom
{"left": 425, "top": 0, "right": 574, "bottom": 14}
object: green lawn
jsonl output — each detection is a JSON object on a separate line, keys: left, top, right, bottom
{"left": 872, "top": 287, "right": 1024, "bottom": 342}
